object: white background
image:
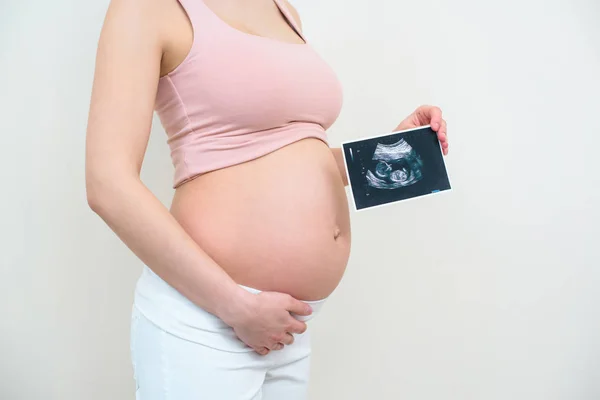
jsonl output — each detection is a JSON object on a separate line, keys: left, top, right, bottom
{"left": 1, "top": 0, "right": 599, "bottom": 399}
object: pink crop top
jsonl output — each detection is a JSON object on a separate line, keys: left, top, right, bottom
{"left": 155, "top": 0, "right": 344, "bottom": 188}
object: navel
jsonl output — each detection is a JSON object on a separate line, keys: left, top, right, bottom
{"left": 333, "top": 226, "right": 341, "bottom": 240}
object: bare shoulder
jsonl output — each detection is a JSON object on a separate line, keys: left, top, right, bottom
{"left": 100, "top": 0, "right": 173, "bottom": 49}
{"left": 280, "top": 0, "right": 303, "bottom": 30}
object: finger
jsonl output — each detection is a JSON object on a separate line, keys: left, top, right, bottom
{"left": 267, "top": 342, "right": 284, "bottom": 351}
{"left": 437, "top": 119, "right": 447, "bottom": 143}
{"left": 285, "top": 296, "right": 313, "bottom": 316}
{"left": 439, "top": 119, "right": 449, "bottom": 156}
{"left": 417, "top": 105, "right": 443, "bottom": 130}
{"left": 287, "top": 319, "right": 308, "bottom": 335}
{"left": 255, "top": 347, "right": 270, "bottom": 356}
{"left": 281, "top": 333, "right": 295, "bottom": 346}
{"left": 442, "top": 141, "right": 449, "bottom": 155}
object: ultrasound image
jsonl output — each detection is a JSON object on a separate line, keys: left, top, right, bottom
{"left": 365, "top": 139, "right": 423, "bottom": 189}
{"left": 342, "top": 126, "right": 451, "bottom": 211}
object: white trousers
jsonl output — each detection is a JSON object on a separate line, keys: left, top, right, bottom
{"left": 130, "top": 267, "right": 326, "bottom": 400}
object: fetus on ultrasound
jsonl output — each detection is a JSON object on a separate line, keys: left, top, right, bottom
{"left": 365, "top": 139, "right": 423, "bottom": 189}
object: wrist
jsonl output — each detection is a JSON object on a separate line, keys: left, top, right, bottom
{"left": 216, "top": 285, "right": 256, "bottom": 327}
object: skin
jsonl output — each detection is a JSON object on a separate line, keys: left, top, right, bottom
{"left": 86, "top": 0, "right": 448, "bottom": 356}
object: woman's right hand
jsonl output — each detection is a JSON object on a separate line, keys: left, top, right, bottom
{"left": 219, "top": 289, "right": 313, "bottom": 355}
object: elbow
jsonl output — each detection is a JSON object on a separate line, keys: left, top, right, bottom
{"left": 86, "top": 175, "right": 106, "bottom": 214}
{"left": 85, "top": 169, "right": 127, "bottom": 214}
{"left": 85, "top": 158, "right": 141, "bottom": 214}
{"left": 86, "top": 192, "right": 102, "bottom": 214}
{"left": 86, "top": 167, "right": 141, "bottom": 214}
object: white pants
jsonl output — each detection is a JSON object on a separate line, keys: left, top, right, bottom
{"left": 130, "top": 267, "right": 326, "bottom": 400}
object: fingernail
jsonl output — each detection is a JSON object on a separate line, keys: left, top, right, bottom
{"left": 306, "top": 305, "right": 313, "bottom": 314}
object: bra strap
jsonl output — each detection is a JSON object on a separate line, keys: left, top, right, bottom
{"left": 273, "top": 0, "right": 307, "bottom": 43}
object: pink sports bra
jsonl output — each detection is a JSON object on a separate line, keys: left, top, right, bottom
{"left": 155, "top": 0, "right": 344, "bottom": 188}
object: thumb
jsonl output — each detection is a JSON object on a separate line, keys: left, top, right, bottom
{"left": 286, "top": 297, "right": 313, "bottom": 316}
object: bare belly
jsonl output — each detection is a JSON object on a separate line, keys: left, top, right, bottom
{"left": 170, "top": 138, "right": 352, "bottom": 301}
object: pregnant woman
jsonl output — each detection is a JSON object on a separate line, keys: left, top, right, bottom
{"left": 85, "top": 0, "right": 449, "bottom": 398}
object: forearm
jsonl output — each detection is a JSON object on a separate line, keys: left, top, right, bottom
{"left": 331, "top": 147, "right": 348, "bottom": 186}
{"left": 86, "top": 175, "right": 245, "bottom": 321}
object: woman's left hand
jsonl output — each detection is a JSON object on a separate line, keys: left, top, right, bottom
{"left": 394, "top": 105, "right": 449, "bottom": 156}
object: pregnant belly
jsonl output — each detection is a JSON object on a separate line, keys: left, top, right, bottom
{"left": 170, "top": 138, "right": 352, "bottom": 301}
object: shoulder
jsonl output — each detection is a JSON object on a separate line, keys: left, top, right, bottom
{"left": 101, "top": 0, "right": 173, "bottom": 48}
{"left": 104, "top": 0, "right": 165, "bottom": 23}
{"left": 280, "top": 0, "right": 303, "bottom": 30}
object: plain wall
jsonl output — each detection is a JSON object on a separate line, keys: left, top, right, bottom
{"left": 1, "top": 0, "right": 599, "bottom": 399}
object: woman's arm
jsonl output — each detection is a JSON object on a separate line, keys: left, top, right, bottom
{"left": 86, "top": 0, "right": 310, "bottom": 354}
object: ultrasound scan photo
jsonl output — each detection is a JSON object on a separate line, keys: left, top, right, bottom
{"left": 342, "top": 126, "right": 451, "bottom": 211}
